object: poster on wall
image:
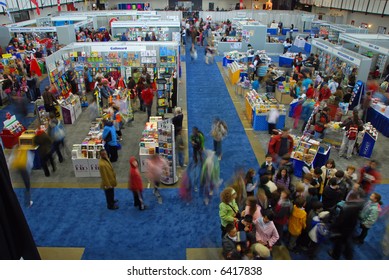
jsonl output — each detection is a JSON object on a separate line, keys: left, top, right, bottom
{"left": 230, "top": 42, "right": 242, "bottom": 49}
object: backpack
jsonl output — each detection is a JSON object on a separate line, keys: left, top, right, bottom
{"left": 347, "top": 123, "right": 359, "bottom": 140}
{"left": 52, "top": 122, "right": 65, "bottom": 141}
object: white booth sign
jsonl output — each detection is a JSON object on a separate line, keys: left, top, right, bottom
{"left": 333, "top": 49, "right": 361, "bottom": 65}
{"left": 311, "top": 40, "right": 331, "bottom": 50}
{"left": 9, "top": 27, "right": 57, "bottom": 33}
{"left": 91, "top": 45, "right": 147, "bottom": 52}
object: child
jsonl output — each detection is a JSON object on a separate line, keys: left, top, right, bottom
{"left": 128, "top": 156, "right": 145, "bottom": 210}
{"left": 311, "top": 167, "right": 323, "bottom": 199}
{"left": 288, "top": 196, "right": 307, "bottom": 252}
{"left": 354, "top": 192, "right": 383, "bottom": 244}
{"left": 302, "top": 154, "right": 314, "bottom": 175}
{"left": 293, "top": 99, "right": 303, "bottom": 129}
{"left": 307, "top": 210, "right": 330, "bottom": 259}
{"left": 222, "top": 223, "right": 242, "bottom": 260}
{"left": 258, "top": 154, "right": 276, "bottom": 177}
{"left": 274, "top": 189, "right": 293, "bottom": 245}
{"left": 301, "top": 173, "right": 314, "bottom": 197}
{"left": 175, "top": 129, "right": 185, "bottom": 168}
{"left": 245, "top": 168, "right": 256, "bottom": 197}
{"left": 235, "top": 214, "right": 256, "bottom": 251}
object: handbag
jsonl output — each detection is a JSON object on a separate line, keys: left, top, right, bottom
{"left": 116, "top": 142, "right": 122, "bottom": 150}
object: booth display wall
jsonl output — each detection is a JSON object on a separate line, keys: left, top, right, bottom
{"left": 45, "top": 42, "right": 180, "bottom": 105}
{"left": 311, "top": 38, "right": 372, "bottom": 84}
{"left": 56, "top": 25, "right": 77, "bottom": 45}
{"left": 199, "top": 10, "right": 315, "bottom": 31}
{"left": 0, "top": 26, "right": 12, "bottom": 50}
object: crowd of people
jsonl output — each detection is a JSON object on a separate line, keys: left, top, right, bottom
{"left": 219, "top": 135, "right": 383, "bottom": 259}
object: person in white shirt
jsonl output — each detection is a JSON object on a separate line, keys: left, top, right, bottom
{"left": 267, "top": 107, "right": 280, "bottom": 134}
{"left": 283, "top": 38, "right": 292, "bottom": 54}
{"left": 328, "top": 78, "right": 339, "bottom": 94}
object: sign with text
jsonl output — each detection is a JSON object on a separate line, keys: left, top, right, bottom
{"left": 91, "top": 45, "right": 146, "bottom": 52}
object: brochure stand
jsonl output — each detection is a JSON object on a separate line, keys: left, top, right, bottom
{"left": 157, "top": 119, "right": 178, "bottom": 185}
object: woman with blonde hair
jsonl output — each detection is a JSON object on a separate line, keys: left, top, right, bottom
{"left": 219, "top": 187, "right": 239, "bottom": 238}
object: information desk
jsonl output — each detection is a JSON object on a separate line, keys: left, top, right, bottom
{"left": 366, "top": 107, "right": 389, "bottom": 137}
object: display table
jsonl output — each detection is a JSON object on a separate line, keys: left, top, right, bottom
{"left": 245, "top": 90, "right": 286, "bottom": 131}
{"left": 267, "top": 28, "right": 278, "bottom": 35}
{"left": 282, "top": 28, "right": 299, "bottom": 35}
{"left": 304, "top": 42, "right": 312, "bottom": 53}
{"left": 279, "top": 55, "right": 294, "bottom": 67}
{"left": 0, "top": 115, "right": 26, "bottom": 149}
{"left": 291, "top": 135, "right": 330, "bottom": 177}
{"left": 279, "top": 53, "right": 306, "bottom": 67}
{"left": 366, "top": 107, "right": 389, "bottom": 137}
{"left": 60, "top": 94, "right": 82, "bottom": 125}
{"left": 358, "top": 122, "right": 379, "bottom": 158}
{"left": 71, "top": 121, "right": 104, "bottom": 178}
{"left": 222, "top": 57, "right": 235, "bottom": 67}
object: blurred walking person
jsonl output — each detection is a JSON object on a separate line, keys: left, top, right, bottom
{"left": 146, "top": 155, "right": 169, "bottom": 204}
{"left": 211, "top": 117, "right": 228, "bottom": 161}
{"left": 9, "top": 145, "right": 34, "bottom": 207}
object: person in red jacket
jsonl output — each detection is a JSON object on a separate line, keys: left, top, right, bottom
{"left": 358, "top": 160, "right": 381, "bottom": 195}
{"left": 319, "top": 83, "right": 331, "bottom": 102}
{"left": 268, "top": 128, "right": 294, "bottom": 163}
{"left": 129, "top": 156, "right": 145, "bottom": 210}
{"left": 305, "top": 83, "right": 315, "bottom": 99}
{"left": 141, "top": 84, "right": 154, "bottom": 121}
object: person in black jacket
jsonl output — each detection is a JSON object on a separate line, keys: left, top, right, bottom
{"left": 328, "top": 192, "right": 364, "bottom": 259}
{"left": 322, "top": 177, "right": 341, "bottom": 211}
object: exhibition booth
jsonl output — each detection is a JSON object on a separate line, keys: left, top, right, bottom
{"left": 339, "top": 33, "right": 389, "bottom": 79}
{"left": 311, "top": 38, "right": 372, "bottom": 84}
{"left": 216, "top": 21, "right": 267, "bottom": 53}
{"left": 110, "top": 21, "right": 181, "bottom": 41}
{"left": 45, "top": 41, "right": 179, "bottom": 100}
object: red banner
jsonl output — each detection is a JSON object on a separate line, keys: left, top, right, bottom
{"left": 30, "top": 0, "right": 40, "bottom": 15}
{"left": 57, "top": 0, "right": 61, "bottom": 12}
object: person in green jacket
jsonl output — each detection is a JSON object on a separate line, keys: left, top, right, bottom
{"left": 354, "top": 192, "right": 382, "bottom": 244}
{"left": 190, "top": 126, "right": 204, "bottom": 164}
{"left": 219, "top": 187, "right": 239, "bottom": 239}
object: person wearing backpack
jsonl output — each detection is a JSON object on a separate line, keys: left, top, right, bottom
{"left": 313, "top": 107, "right": 330, "bottom": 140}
{"left": 47, "top": 112, "right": 65, "bottom": 163}
{"left": 338, "top": 109, "right": 363, "bottom": 159}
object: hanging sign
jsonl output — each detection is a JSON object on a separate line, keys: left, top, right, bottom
{"left": 9, "top": 27, "right": 57, "bottom": 33}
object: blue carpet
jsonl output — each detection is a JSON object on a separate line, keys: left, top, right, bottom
{"left": 15, "top": 188, "right": 219, "bottom": 260}
{"left": 185, "top": 44, "right": 258, "bottom": 182}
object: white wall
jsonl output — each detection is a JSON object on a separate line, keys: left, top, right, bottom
{"left": 312, "top": 6, "right": 389, "bottom": 33}
{"left": 105, "top": 0, "right": 169, "bottom": 10}
{"left": 0, "top": 6, "right": 60, "bottom": 25}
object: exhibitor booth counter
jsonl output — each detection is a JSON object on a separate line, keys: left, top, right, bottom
{"left": 245, "top": 90, "right": 286, "bottom": 131}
